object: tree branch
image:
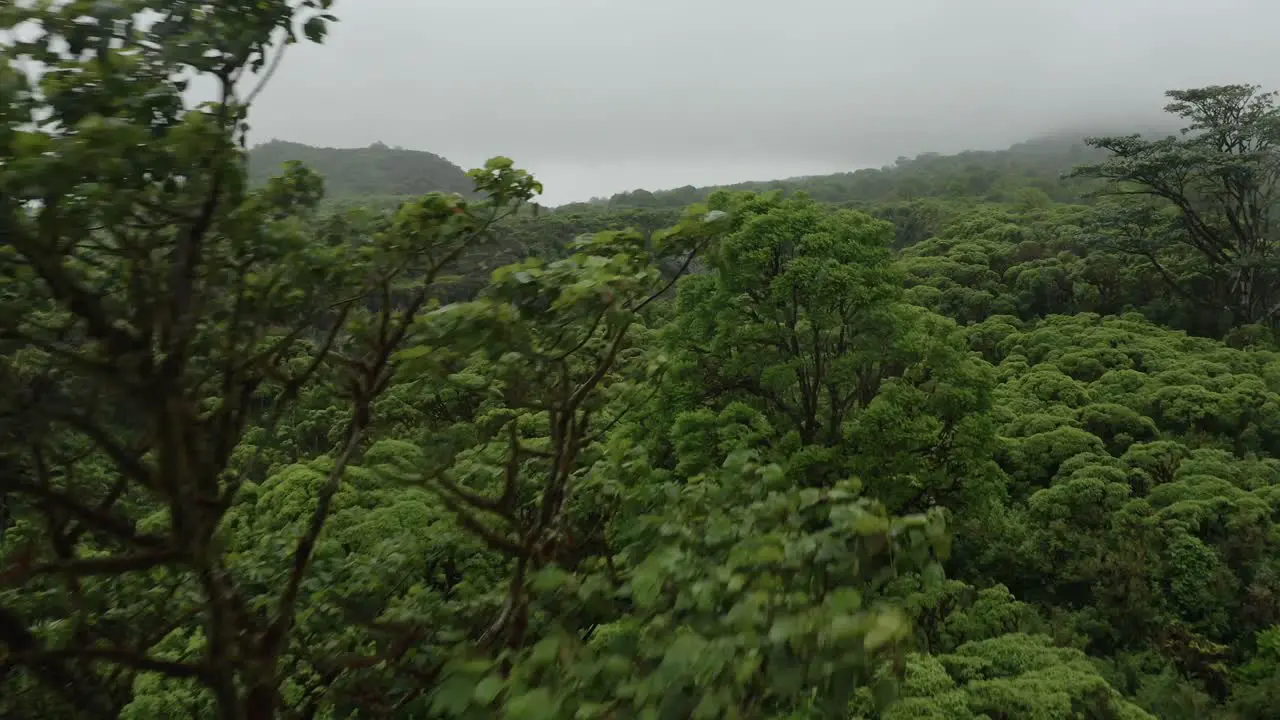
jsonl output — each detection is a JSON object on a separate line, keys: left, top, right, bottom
{"left": 3, "top": 550, "right": 184, "bottom": 584}
{"left": 7, "top": 647, "right": 209, "bottom": 680}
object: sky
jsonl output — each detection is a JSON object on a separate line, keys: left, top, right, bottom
{"left": 245, "top": 0, "right": 1280, "bottom": 205}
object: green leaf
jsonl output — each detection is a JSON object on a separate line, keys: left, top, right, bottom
{"left": 850, "top": 510, "right": 890, "bottom": 536}
{"left": 532, "top": 565, "right": 571, "bottom": 593}
{"left": 798, "top": 488, "right": 822, "bottom": 508}
{"left": 504, "top": 688, "right": 559, "bottom": 720}
{"left": 575, "top": 703, "right": 611, "bottom": 719}
{"left": 530, "top": 636, "right": 561, "bottom": 665}
{"left": 430, "top": 675, "right": 476, "bottom": 715}
{"left": 473, "top": 675, "right": 505, "bottom": 705}
{"left": 661, "top": 632, "right": 709, "bottom": 677}
{"left": 863, "top": 610, "right": 907, "bottom": 651}
{"left": 393, "top": 345, "right": 433, "bottom": 361}
{"left": 303, "top": 17, "right": 328, "bottom": 42}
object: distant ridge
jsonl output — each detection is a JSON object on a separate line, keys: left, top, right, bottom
{"left": 245, "top": 128, "right": 1178, "bottom": 210}
{"left": 246, "top": 140, "right": 474, "bottom": 198}
{"left": 570, "top": 134, "right": 1124, "bottom": 211}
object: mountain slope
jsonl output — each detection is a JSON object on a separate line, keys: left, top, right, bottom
{"left": 580, "top": 134, "right": 1118, "bottom": 211}
{"left": 247, "top": 140, "right": 474, "bottom": 198}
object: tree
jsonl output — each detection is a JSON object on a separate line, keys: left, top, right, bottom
{"left": 1074, "top": 85, "right": 1280, "bottom": 328}
{"left": 855, "top": 634, "right": 1156, "bottom": 719}
{"left": 378, "top": 208, "right": 955, "bottom": 719}
{"left": 650, "top": 191, "right": 1000, "bottom": 517}
{"left": 0, "top": 2, "right": 542, "bottom": 717}
{"left": 0, "top": 4, "right": 957, "bottom": 718}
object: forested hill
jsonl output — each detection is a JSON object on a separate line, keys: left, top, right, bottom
{"left": 246, "top": 139, "right": 475, "bottom": 197}
{"left": 247, "top": 132, "right": 1127, "bottom": 211}
{"left": 576, "top": 133, "right": 1119, "bottom": 211}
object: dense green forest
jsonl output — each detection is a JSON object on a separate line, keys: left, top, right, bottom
{"left": 4, "top": 3, "right": 1280, "bottom": 719}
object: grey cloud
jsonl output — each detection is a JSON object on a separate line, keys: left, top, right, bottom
{"left": 248, "top": 0, "right": 1280, "bottom": 203}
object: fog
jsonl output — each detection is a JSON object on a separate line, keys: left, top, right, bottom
{"left": 247, "top": 0, "right": 1280, "bottom": 205}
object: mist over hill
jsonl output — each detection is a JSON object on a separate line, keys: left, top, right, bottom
{"left": 571, "top": 126, "right": 1183, "bottom": 211}
{"left": 253, "top": 124, "right": 1183, "bottom": 210}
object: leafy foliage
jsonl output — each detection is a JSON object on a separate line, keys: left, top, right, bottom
{"left": 5, "top": 3, "right": 1280, "bottom": 719}
{"left": 1074, "top": 85, "right": 1280, "bottom": 328}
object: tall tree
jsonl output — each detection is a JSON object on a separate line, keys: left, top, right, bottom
{"left": 0, "top": 2, "right": 542, "bottom": 717}
{"left": 1073, "top": 85, "right": 1280, "bottom": 328}
{"left": 650, "top": 191, "right": 1000, "bottom": 517}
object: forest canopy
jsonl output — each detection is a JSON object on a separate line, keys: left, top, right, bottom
{"left": 2, "top": 2, "right": 1280, "bottom": 720}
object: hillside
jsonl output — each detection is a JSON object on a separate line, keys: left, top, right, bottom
{"left": 246, "top": 139, "right": 475, "bottom": 198}
{"left": 247, "top": 134, "right": 1115, "bottom": 211}
{"left": 572, "top": 133, "right": 1118, "bottom": 212}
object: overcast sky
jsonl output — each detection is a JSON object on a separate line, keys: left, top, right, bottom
{"left": 246, "top": 0, "right": 1280, "bottom": 205}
